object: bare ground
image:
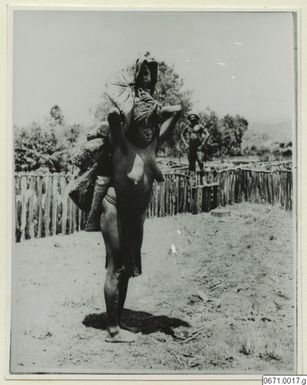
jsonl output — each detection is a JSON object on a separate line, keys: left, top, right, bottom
{"left": 11, "top": 202, "right": 295, "bottom": 374}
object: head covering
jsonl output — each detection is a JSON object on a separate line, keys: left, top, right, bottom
{"left": 135, "top": 54, "right": 158, "bottom": 94}
{"left": 105, "top": 55, "right": 160, "bottom": 130}
{"left": 188, "top": 113, "right": 200, "bottom": 122}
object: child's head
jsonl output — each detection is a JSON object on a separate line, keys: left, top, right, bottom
{"left": 135, "top": 55, "right": 158, "bottom": 93}
{"left": 139, "top": 63, "right": 152, "bottom": 89}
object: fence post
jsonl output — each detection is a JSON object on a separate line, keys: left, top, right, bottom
{"left": 44, "top": 175, "right": 52, "bottom": 237}
{"left": 191, "top": 185, "right": 203, "bottom": 214}
{"left": 20, "top": 176, "right": 27, "bottom": 241}
{"left": 61, "top": 175, "right": 68, "bottom": 235}
{"left": 37, "top": 176, "right": 43, "bottom": 238}
{"left": 51, "top": 175, "right": 58, "bottom": 236}
{"left": 28, "top": 176, "right": 35, "bottom": 239}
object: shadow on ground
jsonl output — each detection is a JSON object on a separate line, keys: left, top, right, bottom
{"left": 83, "top": 309, "right": 190, "bottom": 338}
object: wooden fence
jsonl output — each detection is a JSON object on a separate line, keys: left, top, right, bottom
{"left": 15, "top": 173, "right": 84, "bottom": 242}
{"left": 15, "top": 169, "right": 292, "bottom": 242}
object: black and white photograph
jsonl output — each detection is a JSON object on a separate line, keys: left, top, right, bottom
{"left": 10, "top": 8, "right": 297, "bottom": 376}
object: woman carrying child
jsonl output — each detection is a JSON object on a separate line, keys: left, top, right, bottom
{"left": 81, "top": 54, "right": 181, "bottom": 231}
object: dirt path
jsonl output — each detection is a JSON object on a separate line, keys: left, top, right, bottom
{"left": 11, "top": 203, "right": 295, "bottom": 374}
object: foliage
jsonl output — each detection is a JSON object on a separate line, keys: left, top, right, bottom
{"left": 271, "top": 142, "right": 292, "bottom": 159}
{"left": 49, "top": 105, "right": 65, "bottom": 126}
{"left": 199, "top": 109, "right": 223, "bottom": 159}
{"left": 219, "top": 114, "right": 249, "bottom": 156}
{"left": 197, "top": 110, "right": 249, "bottom": 159}
{"left": 242, "top": 139, "right": 292, "bottom": 160}
{"left": 14, "top": 108, "right": 83, "bottom": 172}
{"left": 154, "top": 61, "right": 193, "bottom": 154}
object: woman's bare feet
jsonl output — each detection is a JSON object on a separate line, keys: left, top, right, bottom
{"left": 105, "top": 328, "right": 139, "bottom": 343}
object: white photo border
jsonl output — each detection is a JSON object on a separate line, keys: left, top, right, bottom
{"left": 1, "top": 2, "right": 305, "bottom": 384}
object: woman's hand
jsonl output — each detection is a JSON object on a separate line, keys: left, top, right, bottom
{"left": 171, "top": 104, "right": 183, "bottom": 112}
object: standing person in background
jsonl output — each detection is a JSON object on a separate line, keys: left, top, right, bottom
{"left": 181, "top": 113, "right": 210, "bottom": 174}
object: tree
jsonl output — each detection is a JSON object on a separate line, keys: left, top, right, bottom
{"left": 14, "top": 122, "right": 67, "bottom": 172}
{"left": 49, "top": 105, "right": 65, "bottom": 126}
{"left": 220, "top": 114, "right": 248, "bottom": 156}
{"left": 155, "top": 61, "right": 193, "bottom": 155}
{"left": 199, "top": 109, "right": 222, "bottom": 159}
{"left": 14, "top": 106, "right": 84, "bottom": 173}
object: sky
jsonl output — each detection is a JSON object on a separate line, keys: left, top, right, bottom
{"left": 13, "top": 10, "right": 295, "bottom": 127}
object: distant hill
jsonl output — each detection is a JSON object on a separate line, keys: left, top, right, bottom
{"left": 242, "top": 120, "right": 293, "bottom": 149}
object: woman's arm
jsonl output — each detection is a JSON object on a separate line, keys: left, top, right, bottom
{"left": 161, "top": 104, "right": 182, "bottom": 115}
{"left": 159, "top": 105, "right": 182, "bottom": 141}
{"left": 107, "top": 107, "right": 128, "bottom": 154}
{"left": 200, "top": 127, "right": 211, "bottom": 147}
{"left": 181, "top": 125, "right": 189, "bottom": 149}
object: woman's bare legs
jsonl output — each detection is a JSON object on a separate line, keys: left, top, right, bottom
{"left": 101, "top": 201, "right": 138, "bottom": 342}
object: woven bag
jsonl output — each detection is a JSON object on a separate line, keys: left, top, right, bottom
{"left": 68, "top": 164, "right": 97, "bottom": 211}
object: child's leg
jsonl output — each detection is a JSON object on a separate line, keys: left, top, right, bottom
{"left": 85, "top": 175, "right": 111, "bottom": 232}
{"left": 85, "top": 134, "right": 113, "bottom": 232}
